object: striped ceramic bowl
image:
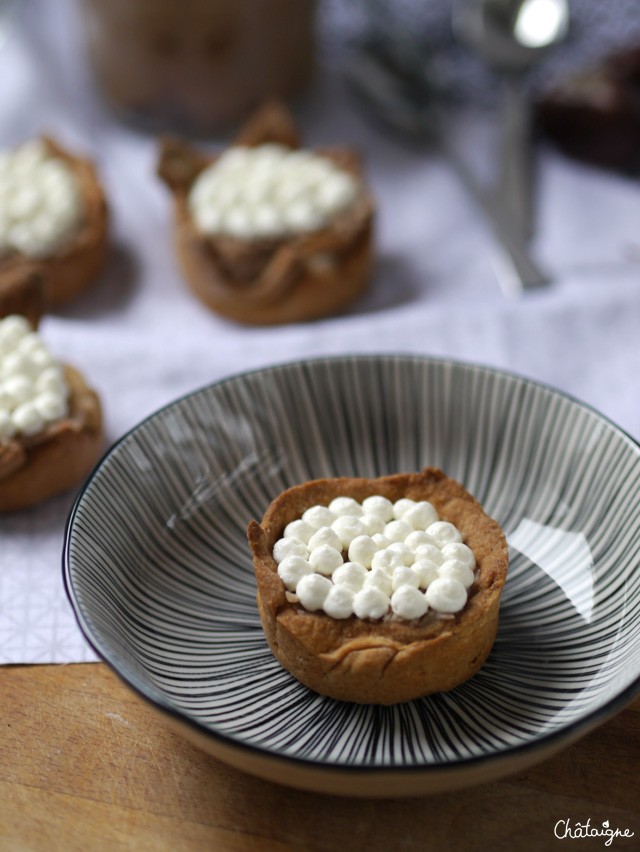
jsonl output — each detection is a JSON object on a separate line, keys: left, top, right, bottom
{"left": 63, "top": 355, "right": 640, "bottom": 796}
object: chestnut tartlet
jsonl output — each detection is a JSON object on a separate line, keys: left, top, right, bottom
{"left": 157, "top": 102, "right": 375, "bottom": 325}
{"left": 0, "top": 136, "right": 109, "bottom": 313}
{"left": 248, "top": 468, "right": 508, "bottom": 705}
{"left": 0, "top": 315, "right": 104, "bottom": 512}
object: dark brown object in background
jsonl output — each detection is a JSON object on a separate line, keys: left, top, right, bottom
{"left": 537, "top": 45, "right": 640, "bottom": 172}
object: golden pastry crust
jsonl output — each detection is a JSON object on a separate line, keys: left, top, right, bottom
{"left": 0, "top": 363, "right": 104, "bottom": 513}
{"left": 0, "top": 266, "right": 45, "bottom": 327}
{"left": 157, "top": 102, "right": 375, "bottom": 326}
{"left": 248, "top": 468, "right": 509, "bottom": 704}
{"left": 0, "top": 136, "right": 109, "bottom": 311}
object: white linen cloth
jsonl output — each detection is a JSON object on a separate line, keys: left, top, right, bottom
{"left": 1, "top": 0, "right": 639, "bottom": 663}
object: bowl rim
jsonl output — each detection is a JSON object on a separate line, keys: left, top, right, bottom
{"left": 62, "top": 352, "right": 640, "bottom": 778}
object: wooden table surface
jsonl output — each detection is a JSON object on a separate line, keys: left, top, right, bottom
{"left": 1, "top": 663, "right": 638, "bottom": 852}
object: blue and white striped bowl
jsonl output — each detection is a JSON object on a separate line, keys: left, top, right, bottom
{"left": 63, "top": 355, "right": 640, "bottom": 796}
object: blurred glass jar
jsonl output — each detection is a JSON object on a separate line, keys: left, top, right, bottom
{"left": 78, "top": 0, "right": 317, "bottom": 135}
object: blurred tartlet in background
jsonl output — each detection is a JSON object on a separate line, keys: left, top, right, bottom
{"left": 157, "top": 102, "right": 375, "bottom": 326}
{"left": 0, "top": 136, "right": 109, "bottom": 316}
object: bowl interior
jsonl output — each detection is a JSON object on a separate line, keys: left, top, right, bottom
{"left": 65, "top": 356, "right": 640, "bottom": 770}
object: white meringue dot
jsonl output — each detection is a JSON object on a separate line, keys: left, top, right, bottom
{"left": 360, "top": 513, "right": 385, "bottom": 536}
{"left": 391, "top": 565, "right": 420, "bottom": 591}
{"left": 361, "top": 495, "right": 394, "bottom": 522}
{"left": 277, "top": 555, "right": 313, "bottom": 591}
{"left": 404, "top": 501, "right": 439, "bottom": 530}
{"left": 405, "top": 530, "right": 436, "bottom": 552}
{"left": 426, "top": 521, "right": 463, "bottom": 547}
{"left": 441, "top": 541, "right": 476, "bottom": 570}
{"left": 387, "top": 541, "right": 414, "bottom": 566}
{"left": 332, "top": 561, "right": 368, "bottom": 591}
{"left": 353, "top": 587, "right": 390, "bottom": 620}
{"left": 296, "top": 573, "right": 332, "bottom": 611}
{"left": 272, "top": 537, "right": 308, "bottom": 563}
{"left": 348, "top": 534, "right": 377, "bottom": 567}
{"left": 363, "top": 567, "right": 393, "bottom": 597}
{"left": 11, "top": 401, "right": 44, "bottom": 436}
{"left": 329, "top": 496, "right": 363, "bottom": 517}
{"left": 425, "top": 577, "right": 468, "bottom": 613}
{"left": 411, "top": 559, "right": 440, "bottom": 589}
{"left": 308, "top": 544, "right": 343, "bottom": 576}
{"left": 371, "top": 548, "right": 404, "bottom": 574}
{"left": 331, "top": 515, "right": 366, "bottom": 548}
{"left": 308, "top": 525, "right": 342, "bottom": 552}
{"left": 371, "top": 533, "right": 391, "bottom": 551}
{"left": 438, "top": 558, "right": 476, "bottom": 590}
{"left": 301, "top": 505, "right": 336, "bottom": 530}
{"left": 391, "top": 585, "right": 428, "bottom": 620}
{"left": 392, "top": 498, "right": 416, "bottom": 519}
{"left": 322, "top": 585, "right": 355, "bottom": 619}
{"left": 283, "top": 519, "right": 314, "bottom": 544}
{"left": 383, "top": 519, "right": 413, "bottom": 544}
{"left": 414, "top": 543, "right": 445, "bottom": 566}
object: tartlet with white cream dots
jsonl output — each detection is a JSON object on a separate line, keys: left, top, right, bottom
{"left": 0, "top": 314, "right": 103, "bottom": 512}
{"left": 157, "top": 102, "right": 374, "bottom": 325}
{"left": 0, "top": 136, "right": 108, "bottom": 314}
{"left": 248, "top": 468, "right": 508, "bottom": 704}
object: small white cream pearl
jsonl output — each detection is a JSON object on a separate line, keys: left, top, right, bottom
{"left": 414, "top": 543, "right": 445, "bottom": 566}
{"left": 392, "top": 565, "right": 420, "bottom": 591}
{"left": 302, "top": 505, "right": 336, "bottom": 530}
{"left": 404, "top": 501, "right": 439, "bottom": 530}
{"left": 308, "top": 525, "right": 342, "bottom": 552}
{"left": 411, "top": 559, "right": 440, "bottom": 589}
{"left": 438, "top": 558, "right": 475, "bottom": 590}
{"left": 332, "top": 515, "right": 367, "bottom": 548}
{"left": 11, "top": 401, "right": 44, "bottom": 436}
{"left": 405, "top": 530, "right": 436, "bottom": 552}
{"left": 383, "top": 519, "right": 413, "bottom": 544}
{"left": 308, "top": 544, "right": 343, "bottom": 576}
{"left": 391, "top": 585, "right": 428, "bottom": 620}
{"left": 332, "top": 561, "right": 368, "bottom": 591}
{"left": 272, "top": 537, "right": 308, "bottom": 563}
{"left": 283, "top": 519, "right": 314, "bottom": 544}
{"left": 371, "top": 548, "right": 404, "bottom": 574}
{"left": 426, "top": 521, "right": 463, "bottom": 547}
{"left": 353, "top": 587, "right": 390, "bottom": 620}
{"left": 361, "top": 495, "right": 394, "bottom": 522}
{"left": 360, "top": 513, "right": 385, "bottom": 536}
{"left": 329, "top": 496, "right": 363, "bottom": 517}
{"left": 387, "top": 542, "right": 414, "bottom": 566}
{"left": 277, "top": 555, "right": 313, "bottom": 591}
{"left": 348, "top": 534, "right": 377, "bottom": 568}
{"left": 296, "top": 573, "right": 332, "bottom": 611}
{"left": 323, "top": 585, "right": 355, "bottom": 619}
{"left": 425, "top": 577, "right": 467, "bottom": 613}
{"left": 392, "top": 498, "right": 416, "bottom": 519}
{"left": 441, "top": 541, "right": 476, "bottom": 570}
{"left": 361, "top": 566, "right": 392, "bottom": 597}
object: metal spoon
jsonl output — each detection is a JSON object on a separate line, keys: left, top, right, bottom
{"left": 346, "top": 38, "right": 550, "bottom": 295}
{"left": 453, "top": 0, "right": 569, "bottom": 241}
